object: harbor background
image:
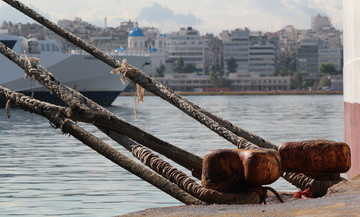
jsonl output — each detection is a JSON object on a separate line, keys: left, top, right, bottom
{"left": 0, "top": 94, "right": 344, "bottom": 216}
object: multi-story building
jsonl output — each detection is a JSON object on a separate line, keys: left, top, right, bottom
{"left": 249, "top": 42, "right": 276, "bottom": 75}
{"left": 166, "top": 27, "right": 205, "bottom": 74}
{"left": 229, "top": 73, "right": 290, "bottom": 91}
{"left": 202, "top": 33, "right": 223, "bottom": 75}
{"left": 119, "top": 20, "right": 134, "bottom": 32}
{"left": 278, "top": 25, "right": 298, "bottom": 54}
{"left": 311, "top": 14, "right": 332, "bottom": 34}
{"left": 318, "top": 39, "right": 342, "bottom": 70}
{"left": 156, "top": 73, "right": 211, "bottom": 92}
{"left": 221, "top": 28, "right": 250, "bottom": 75}
{"left": 296, "top": 38, "right": 319, "bottom": 75}
{"left": 156, "top": 72, "right": 290, "bottom": 92}
{"left": 143, "top": 28, "right": 168, "bottom": 76}
{"left": 222, "top": 28, "right": 278, "bottom": 76}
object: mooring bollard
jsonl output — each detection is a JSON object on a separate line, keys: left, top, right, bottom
{"left": 279, "top": 140, "right": 351, "bottom": 177}
{"left": 201, "top": 149, "right": 281, "bottom": 193}
{"left": 279, "top": 139, "right": 351, "bottom": 197}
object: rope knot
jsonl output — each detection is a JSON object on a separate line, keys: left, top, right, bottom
{"left": 110, "top": 59, "right": 129, "bottom": 85}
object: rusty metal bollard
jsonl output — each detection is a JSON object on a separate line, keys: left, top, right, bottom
{"left": 279, "top": 139, "right": 351, "bottom": 197}
{"left": 201, "top": 149, "right": 281, "bottom": 193}
{"left": 279, "top": 139, "right": 351, "bottom": 178}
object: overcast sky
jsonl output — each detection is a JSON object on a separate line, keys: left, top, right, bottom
{"left": 0, "top": 0, "right": 342, "bottom": 35}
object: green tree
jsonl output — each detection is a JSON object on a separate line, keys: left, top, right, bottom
{"left": 290, "top": 72, "right": 302, "bottom": 90}
{"left": 274, "top": 66, "right": 291, "bottom": 76}
{"left": 183, "top": 63, "right": 197, "bottom": 73}
{"left": 286, "top": 51, "right": 296, "bottom": 73}
{"left": 319, "top": 63, "right": 338, "bottom": 75}
{"left": 226, "top": 57, "right": 238, "bottom": 73}
{"left": 290, "top": 70, "right": 309, "bottom": 89}
{"left": 174, "top": 57, "right": 184, "bottom": 73}
{"left": 209, "top": 69, "right": 224, "bottom": 88}
{"left": 319, "top": 75, "right": 330, "bottom": 87}
{"left": 155, "top": 64, "right": 165, "bottom": 77}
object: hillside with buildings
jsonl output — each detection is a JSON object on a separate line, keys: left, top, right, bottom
{"left": 0, "top": 14, "right": 342, "bottom": 92}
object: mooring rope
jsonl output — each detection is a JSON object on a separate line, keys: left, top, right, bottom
{"left": 2, "top": 0, "right": 277, "bottom": 151}
{"left": 282, "top": 172, "right": 345, "bottom": 197}
{"left": 132, "top": 145, "right": 284, "bottom": 204}
{"left": 0, "top": 86, "right": 206, "bottom": 205}
{"left": 237, "top": 138, "right": 260, "bottom": 150}
{"left": 0, "top": 41, "right": 203, "bottom": 179}
{"left": 1, "top": 0, "right": 343, "bottom": 199}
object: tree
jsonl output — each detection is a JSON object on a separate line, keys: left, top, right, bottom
{"left": 286, "top": 51, "right": 296, "bottom": 73}
{"left": 210, "top": 64, "right": 223, "bottom": 75}
{"left": 273, "top": 66, "right": 291, "bottom": 76}
{"left": 209, "top": 70, "right": 223, "bottom": 88}
{"left": 319, "top": 75, "right": 330, "bottom": 87}
{"left": 155, "top": 64, "right": 165, "bottom": 77}
{"left": 290, "top": 72, "right": 302, "bottom": 90}
{"left": 319, "top": 63, "right": 338, "bottom": 75}
{"left": 174, "top": 57, "right": 184, "bottom": 73}
{"left": 290, "top": 70, "right": 309, "bottom": 89}
{"left": 183, "top": 63, "right": 197, "bottom": 73}
{"left": 226, "top": 57, "right": 238, "bottom": 73}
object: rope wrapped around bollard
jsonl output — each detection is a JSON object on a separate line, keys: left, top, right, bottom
{"left": 132, "top": 145, "right": 263, "bottom": 204}
{"left": 1, "top": 0, "right": 350, "bottom": 202}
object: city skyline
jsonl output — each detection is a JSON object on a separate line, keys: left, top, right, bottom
{"left": 0, "top": 0, "right": 342, "bottom": 35}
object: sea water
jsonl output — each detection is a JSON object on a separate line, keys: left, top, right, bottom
{"left": 0, "top": 94, "right": 344, "bottom": 216}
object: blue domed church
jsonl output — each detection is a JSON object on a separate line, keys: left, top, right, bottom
{"left": 128, "top": 22, "right": 146, "bottom": 51}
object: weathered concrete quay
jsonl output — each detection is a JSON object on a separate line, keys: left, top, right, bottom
{"left": 122, "top": 175, "right": 360, "bottom": 217}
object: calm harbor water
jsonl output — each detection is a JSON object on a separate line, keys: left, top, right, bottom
{"left": 0, "top": 94, "right": 344, "bottom": 216}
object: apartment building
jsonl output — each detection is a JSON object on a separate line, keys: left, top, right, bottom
{"left": 221, "top": 28, "right": 250, "bottom": 75}
{"left": 318, "top": 39, "right": 342, "bottom": 70}
{"left": 249, "top": 42, "right": 276, "bottom": 76}
{"left": 166, "top": 27, "right": 205, "bottom": 74}
{"left": 296, "top": 38, "right": 319, "bottom": 75}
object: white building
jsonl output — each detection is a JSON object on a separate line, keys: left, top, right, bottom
{"left": 318, "top": 39, "right": 342, "bottom": 70}
{"left": 229, "top": 73, "right": 290, "bottom": 91}
{"left": 311, "top": 14, "right": 332, "bottom": 33}
{"left": 145, "top": 29, "right": 168, "bottom": 76}
{"left": 221, "top": 28, "right": 250, "bottom": 75}
{"left": 126, "top": 23, "right": 167, "bottom": 76}
{"left": 156, "top": 73, "right": 211, "bottom": 92}
{"left": 166, "top": 27, "right": 205, "bottom": 74}
{"left": 249, "top": 42, "right": 276, "bottom": 76}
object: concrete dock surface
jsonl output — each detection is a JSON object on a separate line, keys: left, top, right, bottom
{"left": 121, "top": 175, "right": 360, "bottom": 217}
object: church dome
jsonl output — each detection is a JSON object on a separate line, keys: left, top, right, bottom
{"left": 129, "top": 22, "right": 144, "bottom": 37}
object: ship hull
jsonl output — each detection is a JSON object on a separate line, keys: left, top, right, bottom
{"left": 0, "top": 90, "right": 120, "bottom": 107}
{"left": 1, "top": 34, "right": 149, "bottom": 106}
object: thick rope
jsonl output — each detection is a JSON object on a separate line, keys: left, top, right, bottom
{"left": 2, "top": 0, "right": 276, "bottom": 150}
{"left": 132, "top": 145, "right": 261, "bottom": 204}
{"left": 281, "top": 172, "right": 345, "bottom": 197}
{"left": 2, "top": 0, "right": 340, "bottom": 197}
{"left": 0, "top": 86, "right": 205, "bottom": 205}
{"left": 237, "top": 138, "right": 260, "bottom": 150}
{"left": 5, "top": 99, "right": 11, "bottom": 118}
{"left": 0, "top": 41, "right": 203, "bottom": 179}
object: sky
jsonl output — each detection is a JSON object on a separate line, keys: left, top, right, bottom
{"left": 0, "top": 0, "right": 342, "bottom": 35}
